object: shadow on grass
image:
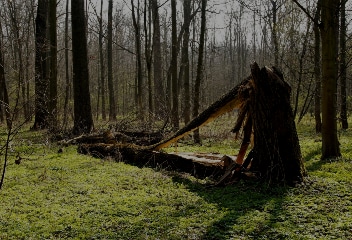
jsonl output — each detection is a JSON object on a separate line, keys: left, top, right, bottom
{"left": 171, "top": 175, "right": 289, "bottom": 239}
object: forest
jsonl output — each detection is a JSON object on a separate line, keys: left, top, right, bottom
{"left": 0, "top": 0, "right": 352, "bottom": 239}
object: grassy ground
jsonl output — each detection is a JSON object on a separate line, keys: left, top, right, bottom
{"left": 0, "top": 116, "right": 352, "bottom": 239}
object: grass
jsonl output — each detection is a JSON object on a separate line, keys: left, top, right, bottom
{"left": 0, "top": 116, "right": 352, "bottom": 239}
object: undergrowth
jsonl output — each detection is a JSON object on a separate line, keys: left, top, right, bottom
{"left": 0, "top": 116, "right": 351, "bottom": 239}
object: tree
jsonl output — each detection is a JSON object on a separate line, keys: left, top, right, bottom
{"left": 0, "top": 19, "right": 11, "bottom": 129}
{"left": 170, "top": 0, "right": 179, "bottom": 130}
{"left": 292, "top": 0, "right": 341, "bottom": 159}
{"left": 48, "top": 0, "right": 57, "bottom": 130}
{"left": 99, "top": 0, "right": 106, "bottom": 120}
{"left": 320, "top": 0, "right": 341, "bottom": 158}
{"left": 181, "top": 0, "right": 191, "bottom": 124}
{"left": 131, "top": 0, "right": 143, "bottom": 118}
{"left": 71, "top": 0, "right": 94, "bottom": 134}
{"left": 193, "top": 0, "right": 207, "bottom": 143}
{"left": 313, "top": 0, "right": 322, "bottom": 133}
{"left": 340, "top": 0, "right": 348, "bottom": 130}
{"left": 32, "top": 0, "right": 49, "bottom": 130}
{"left": 63, "top": 0, "right": 70, "bottom": 129}
{"left": 151, "top": 0, "right": 165, "bottom": 118}
{"left": 107, "top": 0, "right": 116, "bottom": 121}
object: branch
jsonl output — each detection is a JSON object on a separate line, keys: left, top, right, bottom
{"left": 291, "top": 0, "right": 320, "bottom": 27}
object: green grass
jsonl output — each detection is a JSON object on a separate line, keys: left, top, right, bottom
{"left": 0, "top": 116, "right": 352, "bottom": 239}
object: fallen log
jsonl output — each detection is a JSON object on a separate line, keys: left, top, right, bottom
{"left": 75, "top": 62, "right": 305, "bottom": 186}
{"left": 78, "top": 143, "right": 232, "bottom": 180}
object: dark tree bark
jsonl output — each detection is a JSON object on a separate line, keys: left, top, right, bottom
{"left": 99, "top": 0, "right": 106, "bottom": 120}
{"left": 107, "top": 0, "right": 116, "bottom": 121}
{"left": 193, "top": 0, "right": 207, "bottom": 143}
{"left": 271, "top": 0, "right": 279, "bottom": 67}
{"left": 48, "top": 0, "right": 57, "bottom": 130}
{"left": 131, "top": 0, "right": 143, "bottom": 118}
{"left": 151, "top": 0, "right": 165, "bottom": 118}
{"left": 313, "top": 0, "right": 322, "bottom": 133}
{"left": 340, "top": 0, "right": 348, "bottom": 130}
{"left": 320, "top": 0, "right": 341, "bottom": 159}
{"left": 171, "top": 0, "right": 179, "bottom": 130}
{"left": 63, "top": 0, "right": 70, "bottom": 129}
{"left": 0, "top": 24, "right": 11, "bottom": 129}
{"left": 71, "top": 0, "right": 94, "bottom": 134}
{"left": 249, "top": 63, "right": 305, "bottom": 185}
{"left": 32, "top": 0, "right": 49, "bottom": 130}
{"left": 144, "top": 0, "right": 153, "bottom": 118}
{"left": 181, "top": 0, "right": 191, "bottom": 124}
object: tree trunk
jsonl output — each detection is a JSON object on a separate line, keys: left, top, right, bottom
{"left": 131, "top": 0, "right": 143, "bottom": 119}
{"left": 170, "top": 0, "right": 179, "bottom": 130}
{"left": 63, "top": 0, "right": 70, "bottom": 129}
{"left": 249, "top": 63, "right": 305, "bottom": 185}
{"left": 182, "top": 0, "right": 191, "bottom": 125}
{"left": 193, "top": 0, "right": 207, "bottom": 143}
{"left": 151, "top": 0, "right": 165, "bottom": 118}
{"left": 107, "top": 0, "right": 116, "bottom": 121}
{"left": 340, "top": 0, "right": 348, "bottom": 130}
{"left": 0, "top": 26, "right": 11, "bottom": 129}
{"left": 320, "top": 0, "right": 341, "bottom": 159}
{"left": 71, "top": 0, "right": 94, "bottom": 134}
{"left": 33, "top": 0, "right": 49, "bottom": 130}
{"left": 99, "top": 0, "right": 106, "bottom": 121}
{"left": 48, "top": 0, "right": 57, "bottom": 130}
{"left": 313, "top": 0, "right": 322, "bottom": 133}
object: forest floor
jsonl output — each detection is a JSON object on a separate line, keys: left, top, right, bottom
{"left": 0, "top": 116, "right": 352, "bottom": 239}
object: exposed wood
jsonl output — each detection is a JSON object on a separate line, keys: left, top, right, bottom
{"left": 74, "top": 63, "right": 305, "bottom": 186}
{"left": 78, "top": 144, "right": 229, "bottom": 180}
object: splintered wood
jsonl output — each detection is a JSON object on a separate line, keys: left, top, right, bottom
{"left": 73, "top": 62, "right": 305, "bottom": 186}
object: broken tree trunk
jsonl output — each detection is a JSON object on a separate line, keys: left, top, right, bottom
{"left": 75, "top": 62, "right": 305, "bottom": 185}
{"left": 248, "top": 63, "right": 306, "bottom": 184}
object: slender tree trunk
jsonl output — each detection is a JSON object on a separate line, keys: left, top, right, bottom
{"left": 144, "top": 0, "right": 152, "bottom": 118}
{"left": 151, "top": 0, "right": 164, "bottom": 118}
{"left": 63, "top": 0, "right": 70, "bottom": 129}
{"left": 0, "top": 25, "right": 11, "bottom": 129}
{"left": 314, "top": 0, "right": 322, "bottom": 133}
{"left": 340, "top": 0, "right": 348, "bottom": 130}
{"left": 48, "top": 0, "right": 57, "bottom": 130}
{"left": 182, "top": 0, "right": 191, "bottom": 125}
{"left": 71, "top": 0, "right": 94, "bottom": 134}
{"left": 170, "top": 0, "right": 179, "bottom": 130}
{"left": 320, "top": 0, "right": 341, "bottom": 159}
{"left": 271, "top": 0, "right": 279, "bottom": 67}
{"left": 107, "top": 0, "right": 116, "bottom": 121}
{"left": 33, "top": 0, "right": 49, "bottom": 130}
{"left": 99, "top": 0, "right": 106, "bottom": 120}
{"left": 131, "top": 0, "right": 143, "bottom": 119}
{"left": 193, "top": 0, "right": 207, "bottom": 143}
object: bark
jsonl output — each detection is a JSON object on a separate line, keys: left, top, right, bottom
{"left": 48, "top": 0, "right": 57, "bottom": 130}
{"left": 171, "top": 0, "right": 179, "bottom": 130}
{"left": 249, "top": 63, "right": 305, "bottom": 185}
{"left": 33, "top": 0, "right": 49, "bottom": 130}
{"left": 63, "top": 0, "right": 70, "bottom": 129}
{"left": 0, "top": 27, "right": 11, "bottom": 129}
{"left": 320, "top": 0, "right": 341, "bottom": 159}
{"left": 340, "top": 0, "right": 348, "bottom": 130}
{"left": 151, "top": 0, "right": 164, "bottom": 118}
{"left": 71, "top": 0, "right": 94, "bottom": 134}
{"left": 131, "top": 0, "right": 144, "bottom": 118}
{"left": 193, "top": 0, "right": 207, "bottom": 143}
{"left": 107, "top": 0, "right": 116, "bottom": 121}
{"left": 99, "top": 0, "right": 106, "bottom": 120}
{"left": 182, "top": 0, "right": 191, "bottom": 124}
{"left": 313, "top": 0, "right": 322, "bottom": 133}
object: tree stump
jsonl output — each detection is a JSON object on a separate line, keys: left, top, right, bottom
{"left": 247, "top": 63, "right": 306, "bottom": 185}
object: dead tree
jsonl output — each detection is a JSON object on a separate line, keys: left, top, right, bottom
{"left": 76, "top": 63, "right": 305, "bottom": 185}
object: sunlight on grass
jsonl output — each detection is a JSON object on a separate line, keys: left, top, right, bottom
{"left": 0, "top": 117, "right": 352, "bottom": 239}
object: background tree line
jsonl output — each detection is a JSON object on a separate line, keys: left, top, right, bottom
{"left": 0, "top": 0, "right": 351, "bottom": 159}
